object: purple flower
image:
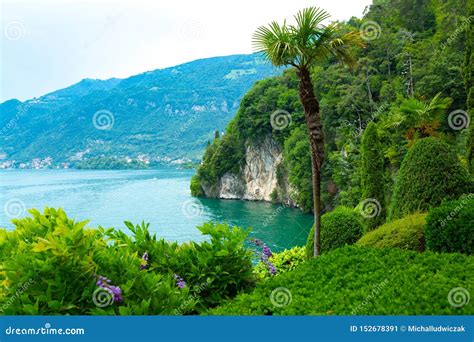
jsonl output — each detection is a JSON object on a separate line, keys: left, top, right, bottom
{"left": 140, "top": 251, "right": 149, "bottom": 270}
{"left": 262, "top": 245, "right": 273, "bottom": 258}
{"left": 174, "top": 274, "right": 186, "bottom": 288}
{"left": 268, "top": 262, "right": 277, "bottom": 276}
{"left": 94, "top": 275, "right": 123, "bottom": 303}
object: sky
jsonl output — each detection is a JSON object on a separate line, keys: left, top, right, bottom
{"left": 0, "top": 0, "right": 372, "bottom": 102}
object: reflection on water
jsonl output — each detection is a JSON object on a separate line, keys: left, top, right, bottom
{"left": 0, "top": 168, "right": 313, "bottom": 252}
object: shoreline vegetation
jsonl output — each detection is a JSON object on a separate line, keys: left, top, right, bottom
{"left": 1, "top": 0, "right": 474, "bottom": 317}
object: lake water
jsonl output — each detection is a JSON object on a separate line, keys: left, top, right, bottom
{"left": 0, "top": 168, "right": 313, "bottom": 252}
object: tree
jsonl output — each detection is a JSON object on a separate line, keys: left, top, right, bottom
{"left": 360, "top": 122, "right": 385, "bottom": 230}
{"left": 464, "top": 0, "right": 474, "bottom": 173}
{"left": 253, "top": 7, "right": 363, "bottom": 256}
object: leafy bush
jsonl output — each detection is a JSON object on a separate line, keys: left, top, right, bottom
{"left": 389, "top": 138, "right": 473, "bottom": 219}
{"left": 356, "top": 213, "right": 426, "bottom": 251}
{"left": 253, "top": 247, "right": 305, "bottom": 280}
{"left": 210, "top": 246, "right": 474, "bottom": 315}
{"left": 190, "top": 175, "right": 204, "bottom": 197}
{"left": 359, "top": 122, "right": 386, "bottom": 230}
{"left": 305, "top": 207, "right": 364, "bottom": 257}
{"left": 283, "top": 126, "right": 313, "bottom": 212}
{"left": 0, "top": 208, "right": 254, "bottom": 315}
{"left": 425, "top": 195, "right": 474, "bottom": 254}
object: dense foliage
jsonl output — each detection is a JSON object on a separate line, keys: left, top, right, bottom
{"left": 389, "top": 138, "right": 472, "bottom": 219}
{"left": 253, "top": 247, "right": 306, "bottom": 280}
{"left": 210, "top": 246, "right": 474, "bottom": 315}
{"left": 356, "top": 213, "right": 426, "bottom": 252}
{"left": 359, "top": 122, "right": 386, "bottom": 230}
{"left": 425, "top": 195, "right": 474, "bottom": 254}
{"left": 305, "top": 207, "right": 364, "bottom": 257}
{"left": 193, "top": 0, "right": 473, "bottom": 222}
{"left": 0, "top": 208, "right": 254, "bottom": 314}
{"left": 75, "top": 156, "right": 149, "bottom": 170}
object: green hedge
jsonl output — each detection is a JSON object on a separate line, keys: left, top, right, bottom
{"left": 360, "top": 122, "right": 386, "bottom": 230}
{"left": 305, "top": 207, "right": 364, "bottom": 257}
{"left": 389, "top": 138, "right": 472, "bottom": 220}
{"left": 425, "top": 195, "right": 474, "bottom": 254}
{"left": 356, "top": 213, "right": 426, "bottom": 252}
{"left": 210, "top": 246, "right": 474, "bottom": 315}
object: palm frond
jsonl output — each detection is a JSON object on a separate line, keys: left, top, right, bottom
{"left": 252, "top": 21, "right": 297, "bottom": 67}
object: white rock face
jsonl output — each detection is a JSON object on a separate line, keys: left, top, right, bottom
{"left": 203, "top": 136, "right": 296, "bottom": 206}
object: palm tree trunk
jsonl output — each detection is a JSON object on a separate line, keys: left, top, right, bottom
{"left": 297, "top": 67, "right": 324, "bottom": 257}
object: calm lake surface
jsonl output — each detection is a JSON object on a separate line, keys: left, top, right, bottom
{"left": 0, "top": 168, "right": 313, "bottom": 251}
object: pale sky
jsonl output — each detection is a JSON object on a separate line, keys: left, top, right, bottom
{"left": 0, "top": 0, "right": 372, "bottom": 102}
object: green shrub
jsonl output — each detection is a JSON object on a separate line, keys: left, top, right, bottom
{"left": 305, "top": 207, "right": 364, "bottom": 257}
{"left": 425, "top": 195, "right": 474, "bottom": 254}
{"left": 0, "top": 208, "right": 254, "bottom": 315}
{"left": 359, "top": 122, "right": 386, "bottom": 230}
{"left": 190, "top": 175, "right": 204, "bottom": 197}
{"left": 209, "top": 246, "right": 474, "bottom": 315}
{"left": 389, "top": 138, "right": 473, "bottom": 219}
{"left": 253, "top": 246, "right": 305, "bottom": 280}
{"left": 356, "top": 213, "right": 426, "bottom": 251}
{"left": 105, "top": 220, "right": 255, "bottom": 311}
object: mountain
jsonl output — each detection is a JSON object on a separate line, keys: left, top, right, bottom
{"left": 0, "top": 54, "right": 282, "bottom": 168}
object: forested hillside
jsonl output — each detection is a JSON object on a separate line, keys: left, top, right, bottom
{"left": 0, "top": 54, "right": 281, "bottom": 167}
{"left": 192, "top": 0, "right": 473, "bottom": 214}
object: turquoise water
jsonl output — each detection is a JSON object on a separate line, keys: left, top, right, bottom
{"left": 0, "top": 168, "right": 313, "bottom": 251}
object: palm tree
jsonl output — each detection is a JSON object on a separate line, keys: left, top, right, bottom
{"left": 253, "top": 7, "right": 363, "bottom": 256}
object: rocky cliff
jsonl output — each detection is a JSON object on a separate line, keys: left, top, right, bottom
{"left": 200, "top": 136, "right": 297, "bottom": 207}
